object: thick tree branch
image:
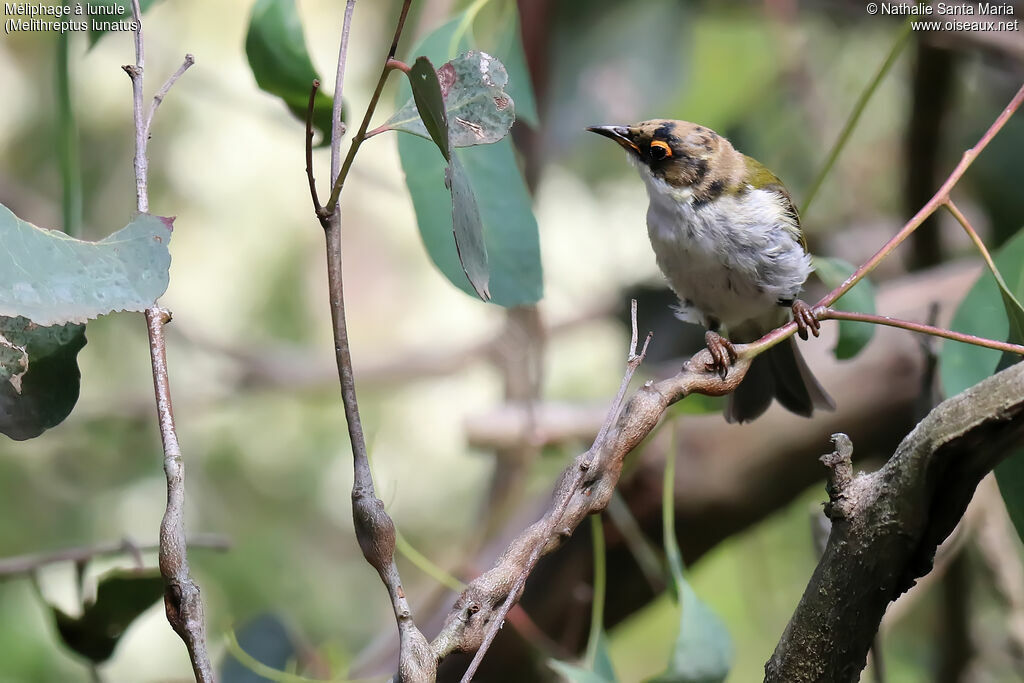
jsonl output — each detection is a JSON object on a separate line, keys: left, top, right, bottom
{"left": 124, "top": 2, "right": 211, "bottom": 680}
{"left": 765, "top": 361, "right": 1024, "bottom": 683}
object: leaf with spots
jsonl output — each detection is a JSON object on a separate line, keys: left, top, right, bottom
{"left": 383, "top": 50, "right": 515, "bottom": 147}
{"left": 0, "top": 204, "right": 172, "bottom": 326}
{"left": 0, "top": 316, "right": 85, "bottom": 440}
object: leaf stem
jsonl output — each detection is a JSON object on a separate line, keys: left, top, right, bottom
{"left": 820, "top": 308, "right": 1024, "bottom": 355}
{"left": 323, "top": 0, "right": 413, "bottom": 212}
{"left": 584, "top": 514, "right": 607, "bottom": 670}
{"left": 746, "top": 82, "right": 1024, "bottom": 358}
{"left": 801, "top": 19, "right": 912, "bottom": 216}
{"left": 56, "top": 33, "right": 82, "bottom": 237}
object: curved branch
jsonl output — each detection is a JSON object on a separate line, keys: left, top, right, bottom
{"left": 765, "top": 361, "right": 1024, "bottom": 683}
{"left": 427, "top": 331, "right": 754, "bottom": 678}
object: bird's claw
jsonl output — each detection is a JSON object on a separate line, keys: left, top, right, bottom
{"left": 704, "top": 331, "right": 737, "bottom": 379}
{"left": 792, "top": 299, "right": 821, "bottom": 341}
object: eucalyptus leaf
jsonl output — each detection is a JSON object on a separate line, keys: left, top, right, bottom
{"left": 384, "top": 51, "right": 514, "bottom": 147}
{"left": 446, "top": 155, "right": 489, "bottom": 299}
{"left": 52, "top": 569, "right": 164, "bottom": 664}
{"left": 0, "top": 204, "right": 172, "bottom": 325}
{"left": 0, "top": 316, "right": 86, "bottom": 440}
{"left": 245, "top": 0, "right": 336, "bottom": 143}
{"left": 813, "top": 256, "right": 877, "bottom": 360}
{"left": 647, "top": 581, "right": 733, "bottom": 683}
{"left": 408, "top": 56, "right": 450, "bottom": 161}
{"left": 395, "top": 18, "right": 542, "bottom": 307}
{"left": 549, "top": 660, "right": 617, "bottom": 683}
{"left": 940, "top": 226, "right": 1024, "bottom": 540}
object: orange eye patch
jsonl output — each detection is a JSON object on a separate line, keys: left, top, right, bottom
{"left": 650, "top": 139, "right": 672, "bottom": 159}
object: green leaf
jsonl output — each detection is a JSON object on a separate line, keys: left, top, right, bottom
{"left": 52, "top": 569, "right": 164, "bottom": 664}
{"left": 647, "top": 581, "right": 733, "bottom": 683}
{"left": 0, "top": 205, "right": 172, "bottom": 325}
{"left": 87, "top": 0, "right": 161, "bottom": 47}
{"left": 655, "top": 432, "right": 733, "bottom": 683}
{"left": 548, "top": 630, "right": 618, "bottom": 683}
{"left": 245, "top": 0, "right": 336, "bottom": 144}
{"left": 446, "top": 154, "right": 489, "bottom": 299}
{"left": 384, "top": 51, "right": 515, "bottom": 148}
{"left": 396, "top": 19, "right": 542, "bottom": 307}
{"left": 813, "top": 256, "right": 877, "bottom": 360}
{"left": 549, "top": 660, "right": 616, "bottom": 683}
{"left": 0, "top": 317, "right": 86, "bottom": 440}
{"left": 940, "top": 226, "right": 1024, "bottom": 540}
{"left": 493, "top": 3, "right": 538, "bottom": 127}
{"left": 407, "top": 57, "right": 450, "bottom": 161}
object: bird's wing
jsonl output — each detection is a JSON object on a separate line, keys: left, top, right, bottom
{"left": 742, "top": 155, "right": 806, "bottom": 251}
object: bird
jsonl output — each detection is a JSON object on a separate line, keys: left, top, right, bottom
{"left": 588, "top": 119, "right": 834, "bottom": 423}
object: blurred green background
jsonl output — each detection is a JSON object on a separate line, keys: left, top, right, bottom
{"left": 1, "top": 0, "right": 1023, "bottom": 681}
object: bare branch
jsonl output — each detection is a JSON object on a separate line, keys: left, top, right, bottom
{"left": 0, "top": 535, "right": 230, "bottom": 578}
{"left": 330, "top": 0, "right": 357, "bottom": 180}
{"left": 305, "top": 79, "right": 324, "bottom": 219}
{"left": 428, "top": 327, "right": 751, "bottom": 679}
{"left": 314, "top": 2, "right": 432, "bottom": 680}
{"left": 765, "top": 361, "right": 1024, "bottom": 683}
{"left": 124, "top": 1, "right": 212, "bottom": 679}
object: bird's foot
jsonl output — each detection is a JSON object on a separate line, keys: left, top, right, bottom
{"left": 792, "top": 299, "right": 821, "bottom": 341}
{"left": 704, "top": 331, "right": 737, "bottom": 379}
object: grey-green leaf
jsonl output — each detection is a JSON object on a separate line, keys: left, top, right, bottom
{"left": 447, "top": 155, "right": 489, "bottom": 300}
{"left": 385, "top": 51, "right": 514, "bottom": 147}
{"left": 0, "top": 205, "right": 172, "bottom": 325}
{"left": 940, "top": 226, "right": 1024, "bottom": 541}
{"left": 647, "top": 580, "right": 733, "bottom": 683}
{"left": 245, "top": 0, "right": 336, "bottom": 143}
{"left": 408, "top": 56, "right": 450, "bottom": 161}
{"left": 395, "top": 19, "right": 542, "bottom": 307}
{"left": 813, "top": 256, "right": 877, "bottom": 359}
{"left": 0, "top": 316, "right": 86, "bottom": 440}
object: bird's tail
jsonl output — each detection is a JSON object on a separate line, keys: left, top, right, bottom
{"left": 725, "top": 336, "right": 834, "bottom": 424}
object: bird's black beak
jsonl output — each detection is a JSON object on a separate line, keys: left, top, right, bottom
{"left": 587, "top": 125, "right": 640, "bottom": 155}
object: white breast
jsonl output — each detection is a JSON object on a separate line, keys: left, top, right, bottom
{"left": 640, "top": 171, "right": 812, "bottom": 331}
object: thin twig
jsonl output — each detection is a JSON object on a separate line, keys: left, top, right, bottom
{"left": 305, "top": 79, "right": 323, "bottom": 217}
{"left": 945, "top": 199, "right": 1012, "bottom": 294}
{"left": 124, "top": 1, "right": 213, "bottom": 680}
{"left": 819, "top": 308, "right": 1024, "bottom": 355}
{"left": 323, "top": 0, "right": 413, "bottom": 212}
{"left": 144, "top": 54, "right": 195, "bottom": 141}
{"left": 0, "top": 535, "right": 231, "bottom": 578}
{"left": 456, "top": 304, "right": 654, "bottom": 683}
{"left": 747, "top": 82, "right": 1024, "bottom": 357}
{"left": 330, "top": 0, "right": 357, "bottom": 181}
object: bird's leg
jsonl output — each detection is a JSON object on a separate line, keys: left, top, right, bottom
{"left": 704, "top": 330, "right": 737, "bottom": 379}
{"left": 791, "top": 299, "right": 821, "bottom": 341}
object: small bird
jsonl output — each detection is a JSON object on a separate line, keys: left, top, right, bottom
{"left": 588, "top": 120, "right": 834, "bottom": 423}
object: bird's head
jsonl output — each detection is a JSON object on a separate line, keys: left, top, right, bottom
{"left": 587, "top": 119, "right": 736, "bottom": 192}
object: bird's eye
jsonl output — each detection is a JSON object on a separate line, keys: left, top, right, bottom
{"left": 649, "top": 140, "right": 672, "bottom": 160}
